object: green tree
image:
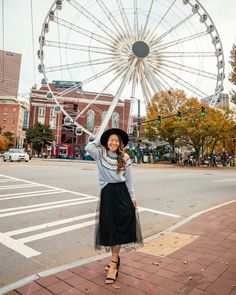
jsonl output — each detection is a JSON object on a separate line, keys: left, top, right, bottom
{"left": 146, "top": 90, "right": 187, "bottom": 159}
{"left": 180, "top": 98, "right": 234, "bottom": 160}
{"left": 146, "top": 91, "right": 235, "bottom": 163}
{"left": 229, "top": 44, "right": 236, "bottom": 104}
{"left": 26, "top": 123, "right": 54, "bottom": 157}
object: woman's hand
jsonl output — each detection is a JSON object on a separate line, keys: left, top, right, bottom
{"left": 132, "top": 200, "right": 137, "bottom": 208}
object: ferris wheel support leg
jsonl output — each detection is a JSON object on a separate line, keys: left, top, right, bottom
{"left": 95, "top": 58, "right": 137, "bottom": 140}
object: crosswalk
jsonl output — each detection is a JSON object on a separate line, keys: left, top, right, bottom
{"left": 0, "top": 174, "right": 98, "bottom": 258}
{"left": 0, "top": 174, "right": 180, "bottom": 259}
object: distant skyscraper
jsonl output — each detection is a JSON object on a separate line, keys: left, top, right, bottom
{"left": 0, "top": 50, "right": 22, "bottom": 97}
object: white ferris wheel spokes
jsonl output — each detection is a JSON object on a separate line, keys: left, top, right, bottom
{"left": 38, "top": 0, "right": 225, "bottom": 136}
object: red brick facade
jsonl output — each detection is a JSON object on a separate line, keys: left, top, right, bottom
{"left": 0, "top": 97, "right": 27, "bottom": 148}
{"left": 29, "top": 84, "right": 132, "bottom": 149}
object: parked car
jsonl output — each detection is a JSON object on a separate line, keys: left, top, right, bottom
{"left": 3, "top": 149, "right": 30, "bottom": 162}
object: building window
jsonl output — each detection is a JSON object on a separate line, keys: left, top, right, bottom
{"left": 38, "top": 107, "right": 45, "bottom": 124}
{"left": 38, "top": 116, "right": 45, "bottom": 125}
{"left": 38, "top": 107, "right": 45, "bottom": 117}
{"left": 50, "top": 108, "right": 56, "bottom": 118}
{"left": 50, "top": 118, "right": 56, "bottom": 129}
{"left": 112, "top": 112, "right": 119, "bottom": 128}
{"left": 87, "top": 110, "right": 95, "bottom": 131}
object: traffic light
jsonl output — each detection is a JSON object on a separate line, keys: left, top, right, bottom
{"left": 133, "top": 125, "right": 137, "bottom": 137}
{"left": 177, "top": 111, "right": 182, "bottom": 121}
{"left": 157, "top": 115, "right": 162, "bottom": 124}
{"left": 201, "top": 106, "right": 206, "bottom": 117}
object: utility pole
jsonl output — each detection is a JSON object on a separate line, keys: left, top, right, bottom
{"left": 137, "top": 98, "right": 141, "bottom": 163}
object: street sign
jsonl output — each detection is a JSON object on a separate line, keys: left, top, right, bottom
{"left": 52, "top": 80, "right": 82, "bottom": 89}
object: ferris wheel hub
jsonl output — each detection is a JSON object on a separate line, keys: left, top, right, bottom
{"left": 132, "top": 41, "right": 150, "bottom": 58}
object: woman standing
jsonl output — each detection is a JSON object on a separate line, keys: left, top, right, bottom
{"left": 85, "top": 128, "right": 143, "bottom": 284}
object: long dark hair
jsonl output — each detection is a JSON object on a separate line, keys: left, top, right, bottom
{"left": 106, "top": 134, "right": 126, "bottom": 174}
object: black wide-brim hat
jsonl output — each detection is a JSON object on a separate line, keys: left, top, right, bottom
{"left": 100, "top": 128, "right": 129, "bottom": 147}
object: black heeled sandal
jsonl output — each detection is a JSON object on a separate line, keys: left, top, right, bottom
{"left": 105, "top": 258, "right": 120, "bottom": 284}
{"left": 105, "top": 255, "right": 120, "bottom": 271}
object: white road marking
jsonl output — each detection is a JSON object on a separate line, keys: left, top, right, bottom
{"left": 0, "top": 174, "right": 97, "bottom": 199}
{"left": 5, "top": 212, "right": 98, "bottom": 236}
{"left": 0, "top": 189, "right": 62, "bottom": 198}
{"left": 214, "top": 179, "right": 236, "bottom": 183}
{"left": 169, "top": 173, "right": 197, "bottom": 177}
{"left": 0, "top": 174, "right": 182, "bottom": 258}
{"left": 138, "top": 206, "right": 180, "bottom": 218}
{"left": 18, "top": 220, "right": 98, "bottom": 243}
{"left": 0, "top": 190, "right": 65, "bottom": 201}
{"left": 0, "top": 196, "right": 96, "bottom": 213}
{"left": 0, "top": 179, "right": 18, "bottom": 183}
{"left": 0, "top": 232, "right": 41, "bottom": 258}
{"left": 0, "top": 199, "right": 97, "bottom": 218}
{"left": 0, "top": 184, "right": 41, "bottom": 190}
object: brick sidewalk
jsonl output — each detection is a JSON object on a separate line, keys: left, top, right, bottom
{"left": 4, "top": 202, "right": 236, "bottom": 295}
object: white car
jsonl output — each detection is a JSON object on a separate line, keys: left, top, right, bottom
{"left": 3, "top": 149, "right": 30, "bottom": 162}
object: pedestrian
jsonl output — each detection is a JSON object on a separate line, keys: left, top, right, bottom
{"left": 85, "top": 128, "right": 143, "bottom": 284}
{"left": 212, "top": 154, "right": 217, "bottom": 167}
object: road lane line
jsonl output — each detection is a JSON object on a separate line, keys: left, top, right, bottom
{"left": 18, "top": 207, "right": 180, "bottom": 244}
{"left": 5, "top": 212, "right": 98, "bottom": 236}
{"left": 0, "top": 174, "right": 97, "bottom": 199}
{"left": 138, "top": 206, "right": 180, "bottom": 218}
{"left": 0, "top": 179, "right": 19, "bottom": 183}
{"left": 0, "top": 196, "right": 97, "bottom": 213}
{"left": 18, "top": 220, "right": 98, "bottom": 243}
{"left": 0, "top": 189, "right": 61, "bottom": 198}
{"left": 0, "top": 199, "right": 97, "bottom": 218}
{"left": 0, "top": 184, "right": 41, "bottom": 190}
{"left": 214, "top": 179, "right": 236, "bottom": 183}
{"left": 169, "top": 173, "right": 197, "bottom": 177}
{"left": 0, "top": 190, "right": 65, "bottom": 201}
{"left": 0, "top": 232, "right": 41, "bottom": 258}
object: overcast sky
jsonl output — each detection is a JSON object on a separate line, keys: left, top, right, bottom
{"left": 0, "top": 0, "right": 235, "bottom": 100}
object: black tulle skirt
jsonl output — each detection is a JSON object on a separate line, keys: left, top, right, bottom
{"left": 95, "top": 182, "right": 143, "bottom": 251}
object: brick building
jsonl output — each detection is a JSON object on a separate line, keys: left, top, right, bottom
{"left": 0, "top": 50, "right": 21, "bottom": 97}
{"left": 29, "top": 82, "right": 132, "bottom": 157}
{"left": 0, "top": 96, "right": 28, "bottom": 148}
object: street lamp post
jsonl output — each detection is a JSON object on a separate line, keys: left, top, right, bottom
{"left": 71, "top": 125, "right": 75, "bottom": 160}
{"left": 137, "top": 98, "right": 141, "bottom": 163}
{"left": 131, "top": 96, "right": 141, "bottom": 163}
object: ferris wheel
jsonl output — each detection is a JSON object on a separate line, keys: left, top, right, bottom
{"left": 38, "top": 0, "right": 225, "bottom": 138}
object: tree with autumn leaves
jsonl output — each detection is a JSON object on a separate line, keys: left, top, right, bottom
{"left": 145, "top": 90, "right": 235, "bottom": 161}
{"left": 0, "top": 135, "right": 9, "bottom": 152}
{"left": 0, "top": 131, "right": 14, "bottom": 152}
{"left": 146, "top": 90, "right": 187, "bottom": 158}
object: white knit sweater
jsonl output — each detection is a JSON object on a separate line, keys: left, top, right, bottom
{"left": 85, "top": 140, "right": 135, "bottom": 200}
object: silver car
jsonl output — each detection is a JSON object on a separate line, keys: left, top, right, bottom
{"left": 3, "top": 149, "right": 30, "bottom": 162}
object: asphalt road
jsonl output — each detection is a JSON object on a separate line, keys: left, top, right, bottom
{"left": 0, "top": 159, "right": 236, "bottom": 287}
